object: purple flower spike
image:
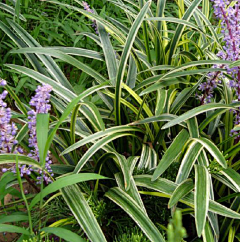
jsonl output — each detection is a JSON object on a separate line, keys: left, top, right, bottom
{"left": 0, "top": 82, "right": 19, "bottom": 154}
{"left": 82, "top": 1, "right": 98, "bottom": 34}
{"left": 200, "top": 1, "right": 240, "bottom": 137}
{"left": 28, "top": 84, "right": 53, "bottom": 184}
{"left": 1, "top": 79, "right": 25, "bottom": 174}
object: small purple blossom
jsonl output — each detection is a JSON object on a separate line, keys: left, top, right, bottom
{"left": 198, "top": 67, "right": 221, "bottom": 103}
{"left": 0, "top": 79, "right": 7, "bottom": 86}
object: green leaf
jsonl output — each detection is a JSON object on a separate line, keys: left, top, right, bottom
{"left": 29, "top": 173, "right": 106, "bottom": 209}
{"left": 105, "top": 187, "right": 165, "bottom": 242}
{"left": 115, "top": 1, "right": 151, "bottom": 125}
{"left": 43, "top": 82, "right": 110, "bottom": 163}
{"left": 220, "top": 168, "right": 240, "bottom": 192}
{"left": 79, "top": 102, "right": 105, "bottom": 131}
{"left": 0, "top": 215, "right": 28, "bottom": 224}
{"left": 0, "top": 3, "right": 26, "bottom": 21}
{"left": 0, "top": 224, "right": 30, "bottom": 235}
{"left": 5, "top": 64, "right": 76, "bottom": 102}
{"left": 0, "top": 154, "right": 41, "bottom": 169}
{"left": 139, "top": 77, "right": 189, "bottom": 96}
{"left": 156, "top": 0, "right": 166, "bottom": 31}
{"left": 137, "top": 144, "right": 157, "bottom": 170}
{"left": 147, "top": 17, "right": 203, "bottom": 32}
{"left": 168, "top": 179, "right": 193, "bottom": 208}
{"left": 122, "top": 83, "right": 158, "bottom": 132}
{"left": 98, "top": 23, "right": 117, "bottom": 85}
{"left": 167, "top": 0, "right": 202, "bottom": 64}
{"left": 220, "top": 197, "right": 240, "bottom": 242}
{"left": 4, "top": 84, "right": 28, "bottom": 116}
{"left": 115, "top": 173, "right": 146, "bottom": 212}
{"left": 126, "top": 56, "right": 137, "bottom": 88}
{"left": 187, "top": 117, "right": 199, "bottom": 138}
{"left": 155, "top": 90, "right": 167, "bottom": 115}
{"left": 61, "top": 184, "right": 107, "bottom": 242}
{"left": 7, "top": 19, "right": 75, "bottom": 92}
{"left": 13, "top": 124, "right": 28, "bottom": 152}
{"left": 134, "top": 175, "right": 240, "bottom": 219}
{"left": 137, "top": 60, "right": 230, "bottom": 93}
{"left": 152, "top": 129, "right": 189, "bottom": 181}
{"left": 0, "top": 20, "right": 46, "bottom": 75}
{"left": 11, "top": 48, "right": 107, "bottom": 84}
{"left": 162, "top": 103, "right": 238, "bottom": 130}
{"left": 176, "top": 142, "right": 202, "bottom": 184}
{"left": 170, "top": 75, "right": 206, "bottom": 114}
{"left": 130, "top": 114, "right": 187, "bottom": 128}
{"left": 37, "top": 47, "right": 104, "bottom": 60}
{"left": 41, "top": 227, "right": 86, "bottom": 242}
{"left": 36, "top": 114, "right": 49, "bottom": 166}
{"left": 49, "top": 1, "right": 126, "bottom": 43}
{"left": 202, "top": 221, "right": 214, "bottom": 242}
{"left": 194, "top": 165, "right": 210, "bottom": 237}
{"left": 193, "top": 138, "right": 227, "bottom": 168}
{"left": 73, "top": 132, "right": 135, "bottom": 173}
{"left": 229, "top": 60, "right": 240, "bottom": 68}
{"left": 61, "top": 125, "right": 143, "bottom": 155}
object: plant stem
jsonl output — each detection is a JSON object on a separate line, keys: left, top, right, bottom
{"left": 16, "top": 155, "right": 33, "bottom": 235}
{"left": 38, "top": 173, "right": 44, "bottom": 239}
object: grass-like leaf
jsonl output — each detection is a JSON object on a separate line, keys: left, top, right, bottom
{"left": 0, "top": 154, "right": 41, "bottom": 169}
{"left": 194, "top": 165, "right": 210, "bottom": 237}
{"left": 7, "top": 19, "right": 75, "bottom": 92}
{"left": 61, "top": 184, "right": 107, "bottom": 242}
{"left": 152, "top": 129, "right": 189, "bottom": 181}
{"left": 135, "top": 175, "right": 240, "bottom": 219}
{"left": 168, "top": 179, "right": 193, "bottom": 208}
{"left": 41, "top": 227, "right": 86, "bottom": 242}
{"left": 193, "top": 138, "right": 227, "bottom": 168}
{"left": 115, "top": 1, "right": 151, "bottom": 125}
{"left": 162, "top": 103, "right": 238, "bottom": 130}
{"left": 105, "top": 187, "right": 166, "bottom": 242}
{"left": 36, "top": 114, "right": 49, "bottom": 167}
{"left": 0, "top": 3, "right": 26, "bottom": 21}
{"left": 0, "top": 224, "right": 30, "bottom": 235}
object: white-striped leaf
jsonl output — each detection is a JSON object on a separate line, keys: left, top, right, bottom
{"left": 61, "top": 185, "right": 107, "bottom": 242}
{"left": 152, "top": 129, "right": 189, "bottom": 181}
{"left": 105, "top": 187, "right": 165, "bottom": 242}
{"left": 194, "top": 165, "right": 210, "bottom": 237}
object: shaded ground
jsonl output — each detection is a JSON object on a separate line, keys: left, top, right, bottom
{"left": 0, "top": 166, "right": 34, "bottom": 242}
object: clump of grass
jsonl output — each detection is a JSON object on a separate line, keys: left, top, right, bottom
{"left": 114, "top": 226, "right": 150, "bottom": 242}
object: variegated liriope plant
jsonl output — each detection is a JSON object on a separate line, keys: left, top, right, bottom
{"left": 1, "top": 0, "right": 240, "bottom": 241}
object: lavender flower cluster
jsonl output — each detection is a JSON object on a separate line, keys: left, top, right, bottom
{"left": 82, "top": 1, "right": 98, "bottom": 34}
{"left": 0, "top": 79, "right": 23, "bottom": 155}
{"left": 1, "top": 80, "right": 53, "bottom": 184}
{"left": 199, "top": 0, "right": 240, "bottom": 104}
{"left": 0, "top": 79, "right": 24, "bottom": 174}
{"left": 27, "top": 84, "right": 53, "bottom": 184}
{"left": 199, "top": 1, "right": 240, "bottom": 136}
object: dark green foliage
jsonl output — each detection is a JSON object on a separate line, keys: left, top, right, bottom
{"left": 114, "top": 226, "right": 150, "bottom": 242}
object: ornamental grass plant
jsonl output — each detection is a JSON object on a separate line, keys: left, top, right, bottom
{"left": 0, "top": 0, "right": 240, "bottom": 241}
